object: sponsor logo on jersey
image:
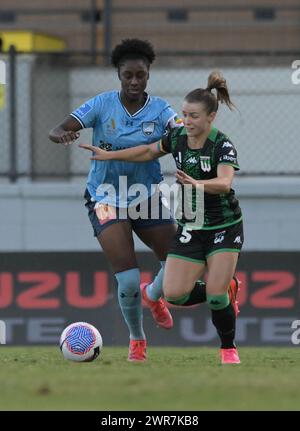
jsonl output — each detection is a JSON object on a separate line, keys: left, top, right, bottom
{"left": 200, "top": 156, "right": 211, "bottom": 172}
{"left": 221, "top": 155, "right": 236, "bottom": 162}
{"left": 222, "top": 141, "right": 232, "bottom": 148}
{"left": 98, "top": 141, "right": 113, "bottom": 151}
{"left": 142, "top": 122, "right": 155, "bottom": 136}
{"left": 76, "top": 103, "right": 93, "bottom": 117}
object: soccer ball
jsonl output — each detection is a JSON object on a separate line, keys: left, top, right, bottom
{"left": 60, "top": 322, "right": 102, "bottom": 362}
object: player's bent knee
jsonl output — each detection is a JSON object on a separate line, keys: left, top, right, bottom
{"left": 162, "top": 283, "right": 173, "bottom": 299}
{"left": 115, "top": 268, "right": 140, "bottom": 295}
{"left": 206, "top": 283, "right": 230, "bottom": 297}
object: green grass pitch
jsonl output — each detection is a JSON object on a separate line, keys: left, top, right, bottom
{"left": 0, "top": 347, "right": 299, "bottom": 411}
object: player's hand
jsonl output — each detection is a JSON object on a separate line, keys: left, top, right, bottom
{"left": 78, "top": 144, "right": 112, "bottom": 160}
{"left": 57, "top": 131, "right": 80, "bottom": 146}
{"left": 176, "top": 170, "right": 199, "bottom": 188}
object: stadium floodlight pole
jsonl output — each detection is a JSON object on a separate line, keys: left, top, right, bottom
{"left": 103, "top": 0, "right": 112, "bottom": 66}
{"left": 9, "top": 45, "right": 17, "bottom": 183}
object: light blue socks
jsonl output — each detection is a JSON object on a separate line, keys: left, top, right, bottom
{"left": 115, "top": 268, "right": 145, "bottom": 340}
{"left": 146, "top": 261, "right": 166, "bottom": 301}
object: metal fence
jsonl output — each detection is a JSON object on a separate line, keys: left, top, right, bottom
{"left": 1, "top": 49, "right": 300, "bottom": 180}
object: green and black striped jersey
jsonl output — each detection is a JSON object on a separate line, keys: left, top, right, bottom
{"left": 160, "top": 126, "right": 242, "bottom": 230}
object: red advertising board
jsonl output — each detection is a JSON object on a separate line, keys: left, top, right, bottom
{"left": 0, "top": 252, "right": 299, "bottom": 345}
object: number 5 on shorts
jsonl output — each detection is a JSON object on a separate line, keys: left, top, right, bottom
{"left": 179, "top": 226, "right": 192, "bottom": 243}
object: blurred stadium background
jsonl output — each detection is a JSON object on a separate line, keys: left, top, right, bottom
{"left": 0, "top": 0, "right": 300, "bottom": 349}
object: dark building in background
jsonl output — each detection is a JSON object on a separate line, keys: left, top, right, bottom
{"left": 0, "top": 0, "right": 299, "bottom": 65}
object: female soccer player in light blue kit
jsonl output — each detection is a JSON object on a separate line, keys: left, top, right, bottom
{"left": 49, "top": 39, "right": 180, "bottom": 361}
{"left": 50, "top": 40, "right": 239, "bottom": 362}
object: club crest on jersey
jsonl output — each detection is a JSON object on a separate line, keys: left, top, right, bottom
{"left": 142, "top": 122, "right": 155, "bottom": 136}
{"left": 200, "top": 156, "right": 211, "bottom": 172}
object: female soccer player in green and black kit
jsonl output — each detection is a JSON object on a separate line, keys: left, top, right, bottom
{"left": 79, "top": 71, "right": 243, "bottom": 364}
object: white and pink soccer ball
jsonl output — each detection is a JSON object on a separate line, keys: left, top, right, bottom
{"left": 60, "top": 322, "right": 103, "bottom": 362}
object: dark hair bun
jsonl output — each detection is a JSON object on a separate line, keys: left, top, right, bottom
{"left": 111, "top": 39, "right": 155, "bottom": 68}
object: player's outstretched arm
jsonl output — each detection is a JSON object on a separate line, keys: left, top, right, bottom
{"left": 49, "top": 115, "right": 82, "bottom": 146}
{"left": 79, "top": 141, "right": 164, "bottom": 162}
{"left": 176, "top": 164, "right": 234, "bottom": 194}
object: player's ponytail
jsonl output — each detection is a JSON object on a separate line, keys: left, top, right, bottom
{"left": 207, "top": 71, "right": 234, "bottom": 111}
{"left": 184, "top": 71, "right": 235, "bottom": 114}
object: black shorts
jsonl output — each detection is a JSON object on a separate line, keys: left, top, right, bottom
{"left": 168, "top": 221, "right": 244, "bottom": 264}
{"left": 84, "top": 189, "right": 174, "bottom": 237}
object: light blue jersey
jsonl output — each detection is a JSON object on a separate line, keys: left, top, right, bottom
{"left": 71, "top": 91, "right": 179, "bottom": 207}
